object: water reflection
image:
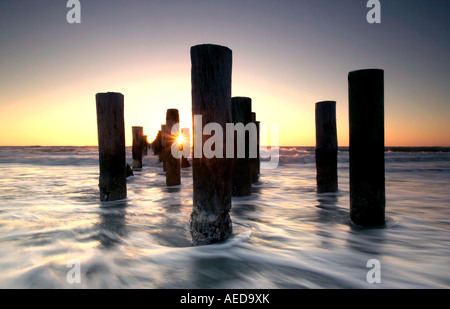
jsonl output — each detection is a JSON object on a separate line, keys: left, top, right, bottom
{"left": 314, "top": 192, "right": 346, "bottom": 249}
{"left": 315, "top": 192, "right": 347, "bottom": 224}
{"left": 346, "top": 222, "right": 387, "bottom": 256}
{"left": 95, "top": 200, "right": 128, "bottom": 249}
{"left": 152, "top": 187, "right": 192, "bottom": 247}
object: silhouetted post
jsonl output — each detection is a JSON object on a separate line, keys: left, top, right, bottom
{"left": 143, "top": 135, "right": 148, "bottom": 156}
{"left": 159, "top": 124, "right": 166, "bottom": 163}
{"left": 154, "top": 130, "right": 162, "bottom": 155}
{"left": 256, "top": 120, "right": 260, "bottom": 179}
{"left": 162, "top": 124, "right": 169, "bottom": 172}
{"left": 95, "top": 92, "right": 127, "bottom": 202}
{"left": 251, "top": 112, "right": 259, "bottom": 183}
{"left": 348, "top": 69, "right": 385, "bottom": 226}
{"left": 315, "top": 101, "right": 338, "bottom": 193}
{"left": 231, "top": 97, "right": 252, "bottom": 196}
{"left": 181, "top": 128, "right": 191, "bottom": 168}
{"left": 132, "top": 126, "right": 144, "bottom": 169}
{"left": 166, "top": 109, "right": 181, "bottom": 186}
{"left": 190, "top": 44, "right": 233, "bottom": 245}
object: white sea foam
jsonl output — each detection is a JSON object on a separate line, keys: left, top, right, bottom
{"left": 0, "top": 146, "right": 449, "bottom": 288}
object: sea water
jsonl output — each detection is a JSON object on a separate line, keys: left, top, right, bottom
{"left": 0, "top": 146, "right": 449, "bottom": 288}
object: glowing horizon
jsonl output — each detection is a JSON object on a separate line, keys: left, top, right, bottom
{"left": 1, "top": 1, "right": 449, "bottom": 147}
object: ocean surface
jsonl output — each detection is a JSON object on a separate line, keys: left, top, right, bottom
{"left": 0, "top": 146, "right": 449, "bottom": 289}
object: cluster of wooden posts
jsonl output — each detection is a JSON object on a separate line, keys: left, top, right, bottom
{"left": 95, "top": 44, "right": 386, "bottom": 246}
{"left": 151, "top": 108, "right": 190, "bottom": 186}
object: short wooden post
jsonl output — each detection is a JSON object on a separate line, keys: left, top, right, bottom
{"left": 132, "top": 126, "right": 144, "bottom": 169}
{"left": 165, "top": 109, "right": 181, "bottom": 186}
{"left": 159, "top": 124, "right": 166, "bottom": 163}
{"left": 95, "top": 92, "right": 127, "bottom": 202}
{"left": 155, "top": 130, "right": 161, "bottom": 155}
{"left": 348, "top": 69, "right": 385, "bottom": 227}
{"left": 153, "top": 130, "right": 162, "bottom": 155}
{"left": 143, "top": 135, "right": 148, "bottom": 156}
{"left": 315, "top": 101, "right": 338, "bottom": 193}
{"left": 190, "top": 44, "right": 233, "bottom": 245}
{"left": 231, "top": 97, "right": 252, "bottom": 196}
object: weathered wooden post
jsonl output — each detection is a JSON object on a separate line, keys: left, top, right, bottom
{"left": 156, "top": 130, "right": 162, "bottom": 155}
{"left": 159, "top": 124, "right": 166, "bottom": 163}
{"left": 132, "top": 126, "right": 144, "bottom": 169}
{"left": 251, "top": 112, "right": 260, "bottom": 183}
{"left": 143, "top": 135, "right": 148, "bottom": 156}
{"left": 95, "top": 92, "right": 127, "bottom": 202}
{"left": 162, "top": 124, "right": 169, "bottom": 172}
{"left": 154, "top": 130, "right": 162, "bottom": 156}
{"left": 190, "top": 44, "right": 233, "bottom": 245}
{"left": 348, "top": 69, "right": 385, "bottom": 226}
{"left": 256, "top": 120, "right": 260, "bottom": 180}
{"left": 165, "top": 109, "right": 181, "bottom": 186}
{"left": 231, "top": 97, "right": 252, "bottom": 196}
{"left": 315, "top": 101, "right": 338, "bottom": 193}
{"left": 181, "top": 128, "right": 191, "bottom": 168}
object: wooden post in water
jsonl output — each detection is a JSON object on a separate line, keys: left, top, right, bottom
{"left": 154, "top": 130, "right": 162, "bottom": 156}
{"left": 159, "top": 124, "right": 166, "bottom": 163}
{"left": 251, "top": 112, "right": 259, "bottom": 183}
{"left": 143, "top": 135, "right": 148, "bottom": 156}
{"left": 132, "top": 126, "right": 144, "bottom": 169}
{"left": 95, "top": 92, "right": 127, "bottom": 202}
{"left": 256, "top": 120, "right": 260, "bottom": 180}
{"left": 165, "top": 109, "right": 181, "bottom": 186}
{"left": 231, "top": 97, "right": 252, "bottom": 196}
{"left": 315, "top": 101, "right": 338, "bottom": 193}
{"left": 162, "top": 124, "right": 169, "bottom": 172}
{"left": 190, "top": 44, "right": 233, "bottom": 245}
{"left": 348, "top": 69, "right": 385, "bottom": 227}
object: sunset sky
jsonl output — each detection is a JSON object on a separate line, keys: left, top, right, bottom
{"left": 0, "top": 0, "right": 449, "bottom": 146}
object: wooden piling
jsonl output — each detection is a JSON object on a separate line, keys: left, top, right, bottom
{"left": 190, "top": 44, "right": 233, "bottom": 245}
{"left": 132, "top": 126, "right": 144, "bottom": 169}
{"left": 152, "top": 130, "right": 161, "bottom": 155}
{"left": 256, "top": 120, "right": 260, "bottom": 179}
{"left": 231, "top": 97, "right": 252, "bottom": 196}
{"left": 156, "top": 130, "right": 162, "bottom": 155}
{"left": 155, "top": 130, "right": 162, "bottom": 156}
{"left": 159, "top": 125, "right": 166, "bottom": 163}
{"left": 348, "top": 69, "right": 385, "bottom": 227}
{"left": 165, "top": 109, "right": 181, "bottom": 186}
{"left": 95, "top": 92, "right": 127, "bottom": 202}
{"left": 315, "top": 101, "right": 338, "bottom": 193}
{"left": 251, "top": 112, "right": 259, "bottom": 183}
{"left": 143, "top": 135, "right": 148, "bottom": 156}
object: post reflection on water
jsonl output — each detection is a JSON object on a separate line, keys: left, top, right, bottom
{"left": 96, "top": 200, "right": 129, "bottom": 249}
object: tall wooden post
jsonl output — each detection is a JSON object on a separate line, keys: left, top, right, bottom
{"left": 95, "top": 92, "right": 127, "bottom": 202}
{"left": 231, "top": 97, "right": 252, "bottom": 196}
{"left": 190, "top": 44, "right": 233, "bottom": 245}
{"left": 348, "top": 69, "right": 385, "bottom": 227}
{"left": 315, "top": 101, "right": 338, "bottom": 193}
{"left": 132, "top": 126, "right": 144, "bottom": 169}
{"left": 166, "top": 109, "right": 181, "bottom": 186}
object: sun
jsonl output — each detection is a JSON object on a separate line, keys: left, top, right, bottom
{"left": 175, "top": 134, "right": 184, "bottom": 145}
